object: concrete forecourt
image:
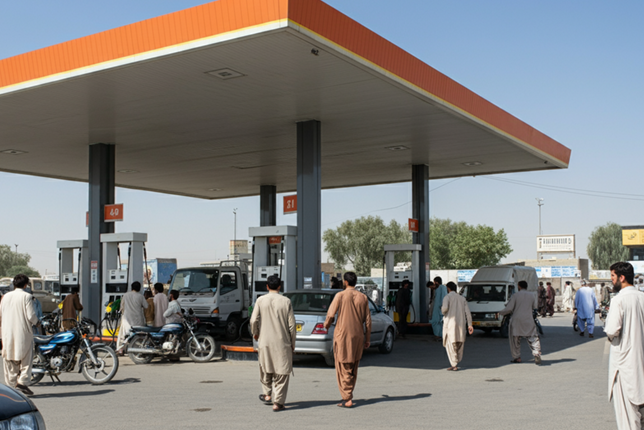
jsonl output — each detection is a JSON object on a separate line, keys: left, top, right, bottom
{"left": 1, "top": 315, "right": 614, "bottom": 430}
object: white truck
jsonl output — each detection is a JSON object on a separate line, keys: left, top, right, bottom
{"left": 463, "top": 265, "right": 538, "bottom": 337}
{"left": 168, "top": 260, "right": 250, "bottom": 340}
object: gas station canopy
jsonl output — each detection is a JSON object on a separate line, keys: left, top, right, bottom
{"left": 0, "top": 0, "right": 570, "bottom": 199}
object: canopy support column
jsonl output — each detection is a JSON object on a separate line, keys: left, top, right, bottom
{"left": 412, "top": 164, "right": 429, "bottom": 323}
{"left": 259, "top": 185, "right": 276, "bottom": 226}
{"left": 87, "top": 143, "right": 115, "bottom": 324}
{"left": 296, "top": 120, "right": 321, "bottom": 289}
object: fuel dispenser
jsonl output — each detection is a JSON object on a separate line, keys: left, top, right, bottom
{"left": 57, "top": 240, "right": 89, "bottom": 299}
{"left": 100, "top": 232, "right": 148, "bottom": 321}
{"left": 383, "top": 244, "right": 422, "bottom": 323}
{"left": 249, "top": 226, "right": 297, "bottom": 303}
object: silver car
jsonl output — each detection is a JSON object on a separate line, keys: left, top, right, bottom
{"left": 283, "top": 289, "right": 396, "bottom": 366}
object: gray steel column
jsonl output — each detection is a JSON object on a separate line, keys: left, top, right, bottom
{"left": 259, "top": 185, "right": 276, "bottom": 226}
{"left": 87, "top": 143, "right": 115, "bottom": 324}
{"left": 296, "top": 120, "right": 322, "bottom": 289}
{"left": 412, "top": 164, "right": 429, "bottom": 323}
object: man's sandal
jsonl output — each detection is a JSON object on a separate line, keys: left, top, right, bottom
{"left": 259, "top": 394, "right": 272, "bottom": 404}
{"left": 273, "top": 404, "right": 286, "bottom": 412}
{"left": 510, "top": 358, "right": 522, "bottom": 363}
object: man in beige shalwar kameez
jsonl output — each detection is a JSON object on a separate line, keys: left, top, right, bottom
{"left": 499, "top": 280, "right": 542, "bottom": 364}
{"left": 606, "top": 262, "right": 644, "bottom": 429}
{"left": 324, "top": 271, "right": 371, "bottom": 408}
{"left": 441, "top": 282, "right": 473, "bottom": 371}
{"left": 0, "top": 274, "right": 39, "bottom": 396}
{"left": 250, "top": 275, "right": 296, "bottom": 412}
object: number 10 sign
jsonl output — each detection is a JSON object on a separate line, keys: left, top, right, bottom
{"left": 104, "top": 204, "right": 124, "bottom": 222}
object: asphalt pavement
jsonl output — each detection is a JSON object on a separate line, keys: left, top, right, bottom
{"left": 1, "top": 313, "right": 616, "bottom": 430}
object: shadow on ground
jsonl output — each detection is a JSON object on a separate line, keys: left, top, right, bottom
{"left": 30, "top": 389, "right": 114, "bottom": 399}
{"left": 287, "top": 393, "right": 432, "bottom": 410}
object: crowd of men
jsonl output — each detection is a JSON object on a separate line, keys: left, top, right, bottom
{"left": 2, "top": 262, "right": 644, "bottom": 429}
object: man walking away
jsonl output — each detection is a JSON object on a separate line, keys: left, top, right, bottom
{"left": 153, "top": 283, "right": 168, "bottom": 327}
{"left": 500, "top": 280, "right": 542, "bottom": 365}
{"left": 574, "top": 280, "right": 599, "bottom": 338}
{"left": 441, "top": 282, "right": 473, "bottom": 371}
{"left": 546, "top": 282, "right": 556, "bottom": 317}
{"left": 116, "top": 281, "right": 148, "bottom": 354}
{"left": 250, "top": 275, "right": 296, "bottom": 412}
{"left": 395, "top": 280, "right": 411, "bottom": 339}
{"left": 430, "top": 277, "right": 447, "bottom": 341}
{"left": 61, "top": 286, "right": 83, "bottom": 330}
{"left": 537, "top": 282, "right": 547, "bottom": 317}
{"left": 0, "top": 274, "right": 39, "bottom": 395}
{"left": 324, "top": 271, "right": 372, "bottom": 408}
{"left": 605, "top": 261, "right": 644, "bottom": 430}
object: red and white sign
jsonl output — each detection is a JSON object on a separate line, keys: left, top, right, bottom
{"left": 283, "top": 195, "right": 297, "bottom": 214}
{"left": 91, "top": 261, "right": 98, "bottom": 270}
{"left": 269, "top": 236, "right": 282, "bottom": 245}
{"left": 104, "top": 204, "right": 124, "bottom": 222}
{"left": 408, "top": 218, "right": 419, "bottom": 233}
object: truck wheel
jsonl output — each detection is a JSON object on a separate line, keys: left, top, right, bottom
{"left": 482, "top": 328, "right": 492, "bottom": 335}
{"left": 225, "top": 316, "right": 242, "bottom": 341}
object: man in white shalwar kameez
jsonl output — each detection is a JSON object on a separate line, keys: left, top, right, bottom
{"left": 605, "top": 262, "right": 644, "bottom": 430}
{"left": 116, "top": 281, "right": 148, "bottom": 353}
{"left": 563, "top": 281, "right": 574, "bottom": 312}
{"left": 0, "top": 274, "right": 39, "bottom": 395}
{"left": 251, "top": 275, "right": 296, "bottom": 412}
{"left": 441, "top": 282, "right": 473, "bottom": 371}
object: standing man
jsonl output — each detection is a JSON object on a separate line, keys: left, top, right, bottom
{"left": 153, "top": 283, "right": 168, "bottom": 327}
{"left": 143, "top": 290, "right": 155, "bottom": 326}
{"left": 546, "top": 282, "right": 556, "bottom": 317}
{"left": 605, "top": 261, "right": 644, "bottom": 430}
{"left": 0, "top": 274, "right": 39, "bottom": 395}
{"left": 441, "top": 282, "right": 473, "bottom": 371}
{"left": 537, "top": 282, "right": 547, "bottom": 317}
{"left": 500, "top": 280, "right": 542, "bottom": 365}
{"left": 250, "top": 275, "right": 296, "bottom": 412}
{"left": 116, "top": 281, "right": 148, "bottom": 354}
{"left": 164, "top": 290, "right": 182, "bottom": 324}
{"left": 574, "top": 280, "right": 599, "bottom": 338}
{"left": 61, "top": 286, "right": 83, "bottom": 330}
{"left": 429, "top": 277, "right": 448, "bottom": 342}
{"left": 563, "top": 281, "right": 574, "bottom": 312}
{"left": 426, "top": 281, "right": 435, "bottom": 320}
{"left": 324, "top": 272, "right": 371, "bottom": 408}
{"left": 395, "top": 280, "right": 411, "bottom": 339}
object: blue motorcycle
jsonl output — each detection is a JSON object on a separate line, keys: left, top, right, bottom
{"left": 125, "top": 309, "right": 216, "bottom": 364}
{"left": 31, "top": 317, "right": 119, "bottom": 385}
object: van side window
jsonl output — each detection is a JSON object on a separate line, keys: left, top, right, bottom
{"left": 220, "top": 272, "right": 238, "bottom": 295}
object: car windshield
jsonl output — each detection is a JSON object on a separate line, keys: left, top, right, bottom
{"left": 283, "top": 292, "right": 335, "bottom": 313}
{"left": 466, "top": 285, "right": 507, "bottom": 302}
{"left": 170, "top": 269, "right": 219, "bottom": 295}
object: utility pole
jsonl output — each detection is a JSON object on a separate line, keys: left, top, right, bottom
{"left": 535, "top": 198, "right": 544, "bottom": 235}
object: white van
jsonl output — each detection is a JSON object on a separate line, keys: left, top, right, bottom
{"left": 168, "top": 260, "right": 250, "bottom": 340}
{"left": 463, "top": 266, "right": 538, "bottom": 337}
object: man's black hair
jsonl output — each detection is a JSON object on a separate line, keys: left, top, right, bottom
{"left": 610, "top": 261, "right": 635, "bottom": 285}
{"left": 401, "top": 279, "right": 410, "bottom": 288}
{"left": 154, "top": 283, "right": 164, "bottom": 293}
{"left": 169, "top": 290, "right": 179, "bottom": 300}
{"left": 518, "top": 280, "right": 528, "bottom": 289}
{"left": 131, "top": 281, "right": 142, "bottom": 292}
{"left": 344, "top": 272, "right": 357, "bottom": 287}
{"left": 433, "top": 276, "right": 442, "bottom": 285}
{"left": 71, "top": 286, "right": 80, "bottom": 294}
{"left": 13, "top": 274, "right": 29, "bottom": 289}
{"left": 446, "top": 281, "right": 457, "bottom": 292}
{"left": 267, "top": 275, "right": 281, "bottom": 290}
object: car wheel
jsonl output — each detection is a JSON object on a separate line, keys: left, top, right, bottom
{"left": 378, "top": 328, "right": 394, "bottom": 354}
{"left": 323, "top": 353, "right": 335, "bottom": 367}
{"left": 482, "top": 328, "right": 492, "bottom": 334}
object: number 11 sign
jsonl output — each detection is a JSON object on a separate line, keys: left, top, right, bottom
{"left": 104, "top": 204, "right": 124, "bottom": 222}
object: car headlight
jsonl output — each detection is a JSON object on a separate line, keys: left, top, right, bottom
{"left": 484, "top": 313, "right": 497, "bottom": 319}
{"left": 1, "top": 411, "right": 47, "bottom": 430}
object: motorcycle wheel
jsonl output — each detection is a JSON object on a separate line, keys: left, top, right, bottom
{"left": 187, "top": 333, "right": 216, "bottom": 363}
{"left": 81, "top": 345, "right": 119, "bottom": 385}
{"left": 30, "top": 352, "right": 47, "bottom": 385}
{"left": 128, "top": 334, "right": 155, "bottom": 365}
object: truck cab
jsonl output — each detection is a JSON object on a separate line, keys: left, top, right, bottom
{"left": 463, "top": 266, "right": 538, "bottom": 337}
{"left": 168, "top": 260, "right": 250, "bottom": 340}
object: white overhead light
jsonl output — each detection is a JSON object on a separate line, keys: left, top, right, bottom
{"left": 462, "top": 161, "right": 483, "bottom": 166}
{"left": 117, "top": 169, "right": 139, "bottom": 173}
{"left": 385, "top": 145, "right": 409, "bottom": 151}
{"left": 205, "top": 68, "right": 245, "bottom": 80}
{"left": 1, "top": 149, "right": 27, "bottom": 155}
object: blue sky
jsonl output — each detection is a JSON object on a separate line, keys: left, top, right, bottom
{"left": 1, "top": 0, "right": 643, "bottom": 274}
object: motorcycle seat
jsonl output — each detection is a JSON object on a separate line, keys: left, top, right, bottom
{"left": 34, "top": 335, "right": 54, "bottom": 344}
{"left": 131, "top": 326, "right": 162, "bottom": 333}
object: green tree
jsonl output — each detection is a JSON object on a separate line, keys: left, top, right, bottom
{"left": 323, "top": 216, "right": 411, "bottom": 275}
{"left": 587, "top": 222, "right": 629, "bottom": 270}
{"left": 430, "top": 218, "right": 512, "bottom": 269}
{"left": 0, "top": 244, "right": 33, "bottom": 277}
{"left": 6, "top": 265, "right": 40, "bottom": 278}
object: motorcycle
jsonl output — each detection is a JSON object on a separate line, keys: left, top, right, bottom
{"left": 125, "top": 309, "right": 216, "bottom": 364}
{"left": 31, "top": 317, "right": 119, "bottom": 385}
{"left": 39, "top": 308, "right": 62, "bottom": 335}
